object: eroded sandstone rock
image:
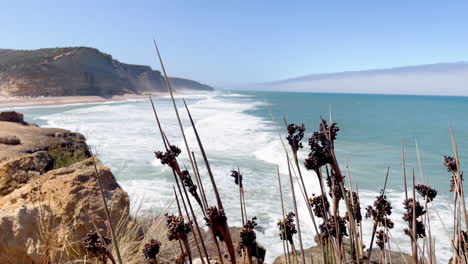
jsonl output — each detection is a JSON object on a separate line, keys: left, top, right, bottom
{"left": 0, "top": 115, "right": 129, "bottom": 263}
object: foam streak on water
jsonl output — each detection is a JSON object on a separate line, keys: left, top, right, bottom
{"left": 18, "top": 90, "right": 465, "bottom": 263}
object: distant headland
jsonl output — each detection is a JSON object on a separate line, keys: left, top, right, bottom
{"left": 0, "top": 47, "right": 213, "bottom": 97}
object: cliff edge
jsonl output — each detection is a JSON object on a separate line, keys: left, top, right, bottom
{"left": 0, "top": 112, "right": 129, "bottom": 263}
{"left": 0, "top": 47, "right": 213, "bottom": 96}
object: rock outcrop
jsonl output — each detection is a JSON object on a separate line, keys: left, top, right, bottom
{"left": 0, "top": 47, "right": 213, "bottom": 97}
{"left": 0, "top": 113, "right": 129, "bottom": 263}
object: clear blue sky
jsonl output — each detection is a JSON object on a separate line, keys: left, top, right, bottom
{"left": 1, "top": 1, "right": 468, "bottom": 88}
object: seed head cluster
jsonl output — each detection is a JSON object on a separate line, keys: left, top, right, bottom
{"left": 326, "top": 170, "right": 346, "bottom": 201}
{"left": 83, "top": 230, "right": 111, "bottom": 259}
{"left": 402, "top": 198, "right": 426, "bottom": 238}
{"left": 376, "top": 230, "right": 388, "bottom": 250}
{"left": 345, "top": 190, "right": 362, "bottom": 223}
{"left": 277, "top": 212, "right": 297, "bottom": 244}
{"left": 319, "top": 216, "right": 348, "bottom": 239}
{"left": 444, "top": 155, "right": 458, "bottom": 173}
{"left": 230, "top": 170, "right": 243, "bottom": 187}
{"left": 205, "top": 206, "right": 228, "bottom": 241}
{"left": 155, "top": 145, "right": 181, "bottom": 166}
{"left": 309, "top": 194, "right": 330, "bottom": 218}
{"left": 304, "top": 120, "right": 339, "bottom": 171}
{"left": 444, "top": 155, "right": 463, "bottom": 192}
{"left": 165, "top": 214, "right": 191, "bottom": 241}
{"left": 415, "top": 184, "right": 437, "bottom": 202}
{"left": 286, "top": 123, "right": 305, "bottom": 150}
{"left": 238, "top": 216, "right": 258, "bottom": 256}
{"left": 181, "top": 170, "right": 203, "bottom": 208}
{"left": 365, "top": 194, "right": 394, "bottom": 229}
{"left": 143, "top": 239, "right": 161, "bottom": 262}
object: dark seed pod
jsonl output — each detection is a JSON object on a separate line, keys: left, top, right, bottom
{"left": 165, "top": 214, "right": 191, "bottom": 241}
{"left": 366, "top": 194, "right": 394, "bottom": 229}
{"left": 154, "top": 145, "right": 181, "bottom": 166}
{"left": 345, "top": 190, "right": 362, "bottom": 223}
{"left": 309, "top": 195, "right": 330, "bottom": 218}
{"left": 230, "top": 170, "right": 243, "bottom": 187}
{"left": 319, "top": 216, "right": 348, "bottom": 239}
{"left": 143, "top": 239, "right": 161, "bottom": 262}
{"left": 304, "top": 120, "right": 339, "bottom": 171}
{"left": 205, "top": 206, "right": 228, "bottom": 241}
{"left": 415, "top": 184, "right": 437, "bottom": 202}
{"left": 181, "top": 170, "right": 203, "bottom": 208}
{"left": 83, "top": 230, "right": 111, "bottom": 259}
{"left": 286, "top": 123, "right": 306, "bottom": 151}
{"left": 376, "top": 230, "right": 388, "bottom": 250}
{"left": 444, "top": 155, "right": 458, "bottom": 173}
{"left": 238, "top": 216, "right": 258, "bottom": 255}
{"left": 277, "top": 212, "right": 297, "bottom": 244}
{"left": 326, "top": 170, "right": 346, "bottom": 201}
{"left": 402, "top": 198, "right": 426, "bottom": 239}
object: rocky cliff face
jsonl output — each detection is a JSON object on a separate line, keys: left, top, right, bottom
{"left": 0, "top": 47, "right": 213, "bottom": 96}
{"left": 0, "top": 113, "right": 129, "bottom": 263}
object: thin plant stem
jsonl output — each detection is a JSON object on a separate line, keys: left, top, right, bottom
{"left": 367, "top": 167, "right": 390, "bottom": 264}
{"left": 182, "top": 99, "right": 235, "bottom": 264}
{"left": 277, "top": 166, "right": 292, "bottom": 264}
{"left": 286, "top": 157, "right": 306, "bottom": 264}
{"left": 173, "top": 186, "right": 194, "bottom": 264}
{"left": 411, "top": 170, "right": 418, "bottom": 264}
{"left": 90, "top": 153, "right": 123, "bottom": 264}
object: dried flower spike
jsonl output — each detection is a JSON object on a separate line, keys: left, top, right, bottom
{"left": 143, "top": 239, "right": 161, "bottom": 263}
{"left": 286, "top": 123, "right": 305, "bottom": 151}
{"left": 165, "top": 214, "right": 191, "bottom": 241}
{"left": 240, "top": 217, "right": 257, "bottom": 246}
{"left": 375, "top": 230, "right": 388, "bottom": 250}
{"left": 319, "top": 216, "right": 348, "bottom": 239}
{"left": 443, "top": 155, "right": 462, "bottom": 192}
{"left": 365, "top": 194, "right": 394, "bottom": 229}
{"left": 345, "top": 190, "right": 362, "bottom": 223}
{"left": 415, "top": 184, "right": 437, "bottom": 202}
{"left": 155, "top": 145, "right": 181, "bottom": 166}
{"left": 402, "top": 198, "right": 426, "bottom": 238}
{"left": 181, "top": 169, "right": 203, "bottom": 208}
{"left": 326, "top": 170, "right": 346, "bottom": 200}
{"left": 230, "top": 170, "right": 243, "bottom": 187}
{"left": 83, "top": 230, "right": 112, "bottom": 261}
{"left": 304, "top": 120, "right": 339, "bottom": 171}
{"left": 277, "top": 212, "right": 297, "bottom": 244}
{"left": 205, "top": 206, "right": 228, "bottom": 241}
{"left": 444, "top": 155, "right": 458, "bottom": 173}
{"left": 309, "top": 194, "right": 330, "bottom": 218}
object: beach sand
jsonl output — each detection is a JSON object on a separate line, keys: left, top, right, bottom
{"left": 0, "top": 92, "right": 165, "bottom": 109}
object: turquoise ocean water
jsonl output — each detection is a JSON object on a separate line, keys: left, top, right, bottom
{"left": 6, "top": 90, "right": 468, "bottom": 262}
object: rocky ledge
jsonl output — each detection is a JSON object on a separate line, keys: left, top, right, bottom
{"left": 0, "top": 112, "right": 129, "bottom": 263}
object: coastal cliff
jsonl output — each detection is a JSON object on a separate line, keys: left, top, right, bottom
{"left": 0, "top": 112, "right": 129, "bottom": 263}
{"left": 0, "top": 47, "right": 213, "bottom": 97}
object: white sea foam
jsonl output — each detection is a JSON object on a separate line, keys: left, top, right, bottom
{"left": 33, "top": 91, "right": 456, "bottom": 263}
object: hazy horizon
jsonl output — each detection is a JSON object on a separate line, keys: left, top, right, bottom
{"left": 2, "top": 1, "right": 468, "bottom": 90}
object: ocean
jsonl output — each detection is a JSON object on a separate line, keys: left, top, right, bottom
{"left": 9, "top": 90, "right": 468, "bottom": 263}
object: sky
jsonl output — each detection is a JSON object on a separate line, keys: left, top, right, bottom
{"left": 1, "top": 1, "right": 468, "bottom": 88}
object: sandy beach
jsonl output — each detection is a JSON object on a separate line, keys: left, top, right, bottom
{"left": 0, "top": 92, "right": 165, "bottom": 109}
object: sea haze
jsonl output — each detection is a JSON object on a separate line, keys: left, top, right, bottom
{"left": 14, "top": 90, "right": 468, "bottom": 262}
{"left": 252, "top": 62, "right": 468, "bottom": 96}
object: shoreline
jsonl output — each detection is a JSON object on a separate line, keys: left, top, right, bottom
{"left": 0, "top": 92, "right": 165, "bottom": 109}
